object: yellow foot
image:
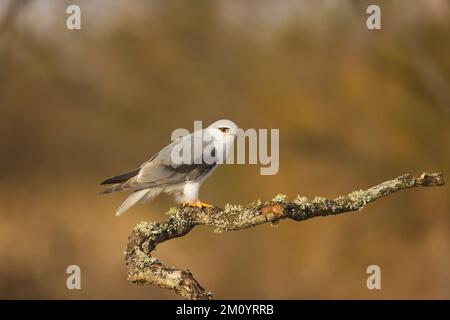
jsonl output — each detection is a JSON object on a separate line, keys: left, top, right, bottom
{"left": 183, "top": 201, "right": 215, "bottom": 208}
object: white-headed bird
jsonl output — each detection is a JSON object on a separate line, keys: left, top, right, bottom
{"left": 100, "top": 119, "right": 238, "bottom": 216}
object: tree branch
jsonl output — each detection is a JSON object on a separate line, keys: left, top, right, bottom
{"left": 125, "top": 172, "right": 444, "bottom": 300}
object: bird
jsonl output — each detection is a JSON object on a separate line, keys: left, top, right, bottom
{"left": 100, "top": 119, "right": 238, "bottom": 216}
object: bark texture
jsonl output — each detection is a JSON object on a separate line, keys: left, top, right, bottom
{"left": 125, "top": 172, "right": 444, "bottom": 299}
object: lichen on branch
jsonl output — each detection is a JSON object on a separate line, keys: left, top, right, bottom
{"left": 125, "top": 172, "right": 444, "bottom": 300}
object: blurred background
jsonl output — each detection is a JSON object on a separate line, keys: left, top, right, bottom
{"left": 0, "top": 0, "right": 449, "bottom": 299}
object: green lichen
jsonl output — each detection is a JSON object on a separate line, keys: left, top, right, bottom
{"left": 134, "top": 249, "right": 159, "bottom": 269}
{"left": 212, "top": 203, "right": 241, "bottom": 233}
{"left": 312, "top": 196, "right": 327, "bottom": 204}
{"left": 166, "top": 207, "right": 180, "bottom": 216}
{"left": 134, "top": 221, "right": 151, "bottom": 237}
{"left": 237, "top": 207, "right": 257, "bottom": 222}
{"left": 224, "top": 203, "right": 243, "bottom": 214}
{"left": 272, "top": 194, "right": 288, "bottom": 204}
{"left": 213, "top": 227, "right": 224, "bottom": 234}
{"left": 348, "top": 190, "right": 371, "bottom": 210}
{"left": 293, "top": 195, "right": 309, "bottom": 209}
{"left": 214, "top": 202, "right": 261, "bottom": 232}
{"left": 253, "top": 199, "right": 262, "bottom": 207}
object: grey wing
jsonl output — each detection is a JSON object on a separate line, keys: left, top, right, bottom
{"left": 104, "top": 131, "right": 216, "bottom": 193}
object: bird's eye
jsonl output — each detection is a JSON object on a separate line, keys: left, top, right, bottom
{"left": 219, "top": 127, "right": 229, "bottom": 133}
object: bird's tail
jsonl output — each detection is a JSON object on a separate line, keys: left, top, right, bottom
{"left": 115, "top": 188, "right": 162, "bottom": 216}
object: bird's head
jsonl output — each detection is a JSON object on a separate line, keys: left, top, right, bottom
{"left": 208, "top": 119, "right": 238, "bottom": 138}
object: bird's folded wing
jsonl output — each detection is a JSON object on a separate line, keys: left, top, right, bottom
{"left": 135, "top": 132, "right": 216, "bottom": 187}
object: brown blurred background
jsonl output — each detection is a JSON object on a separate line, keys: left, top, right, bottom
{"left": 0, "top": 0, "right": 449, "bottom": 299}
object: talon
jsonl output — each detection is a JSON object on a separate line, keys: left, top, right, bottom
{"left": 199, "top": 202, "right": 214, "bottom": 208}
{"left": 183, "top": 201, "right": 215, "bottom": 208}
